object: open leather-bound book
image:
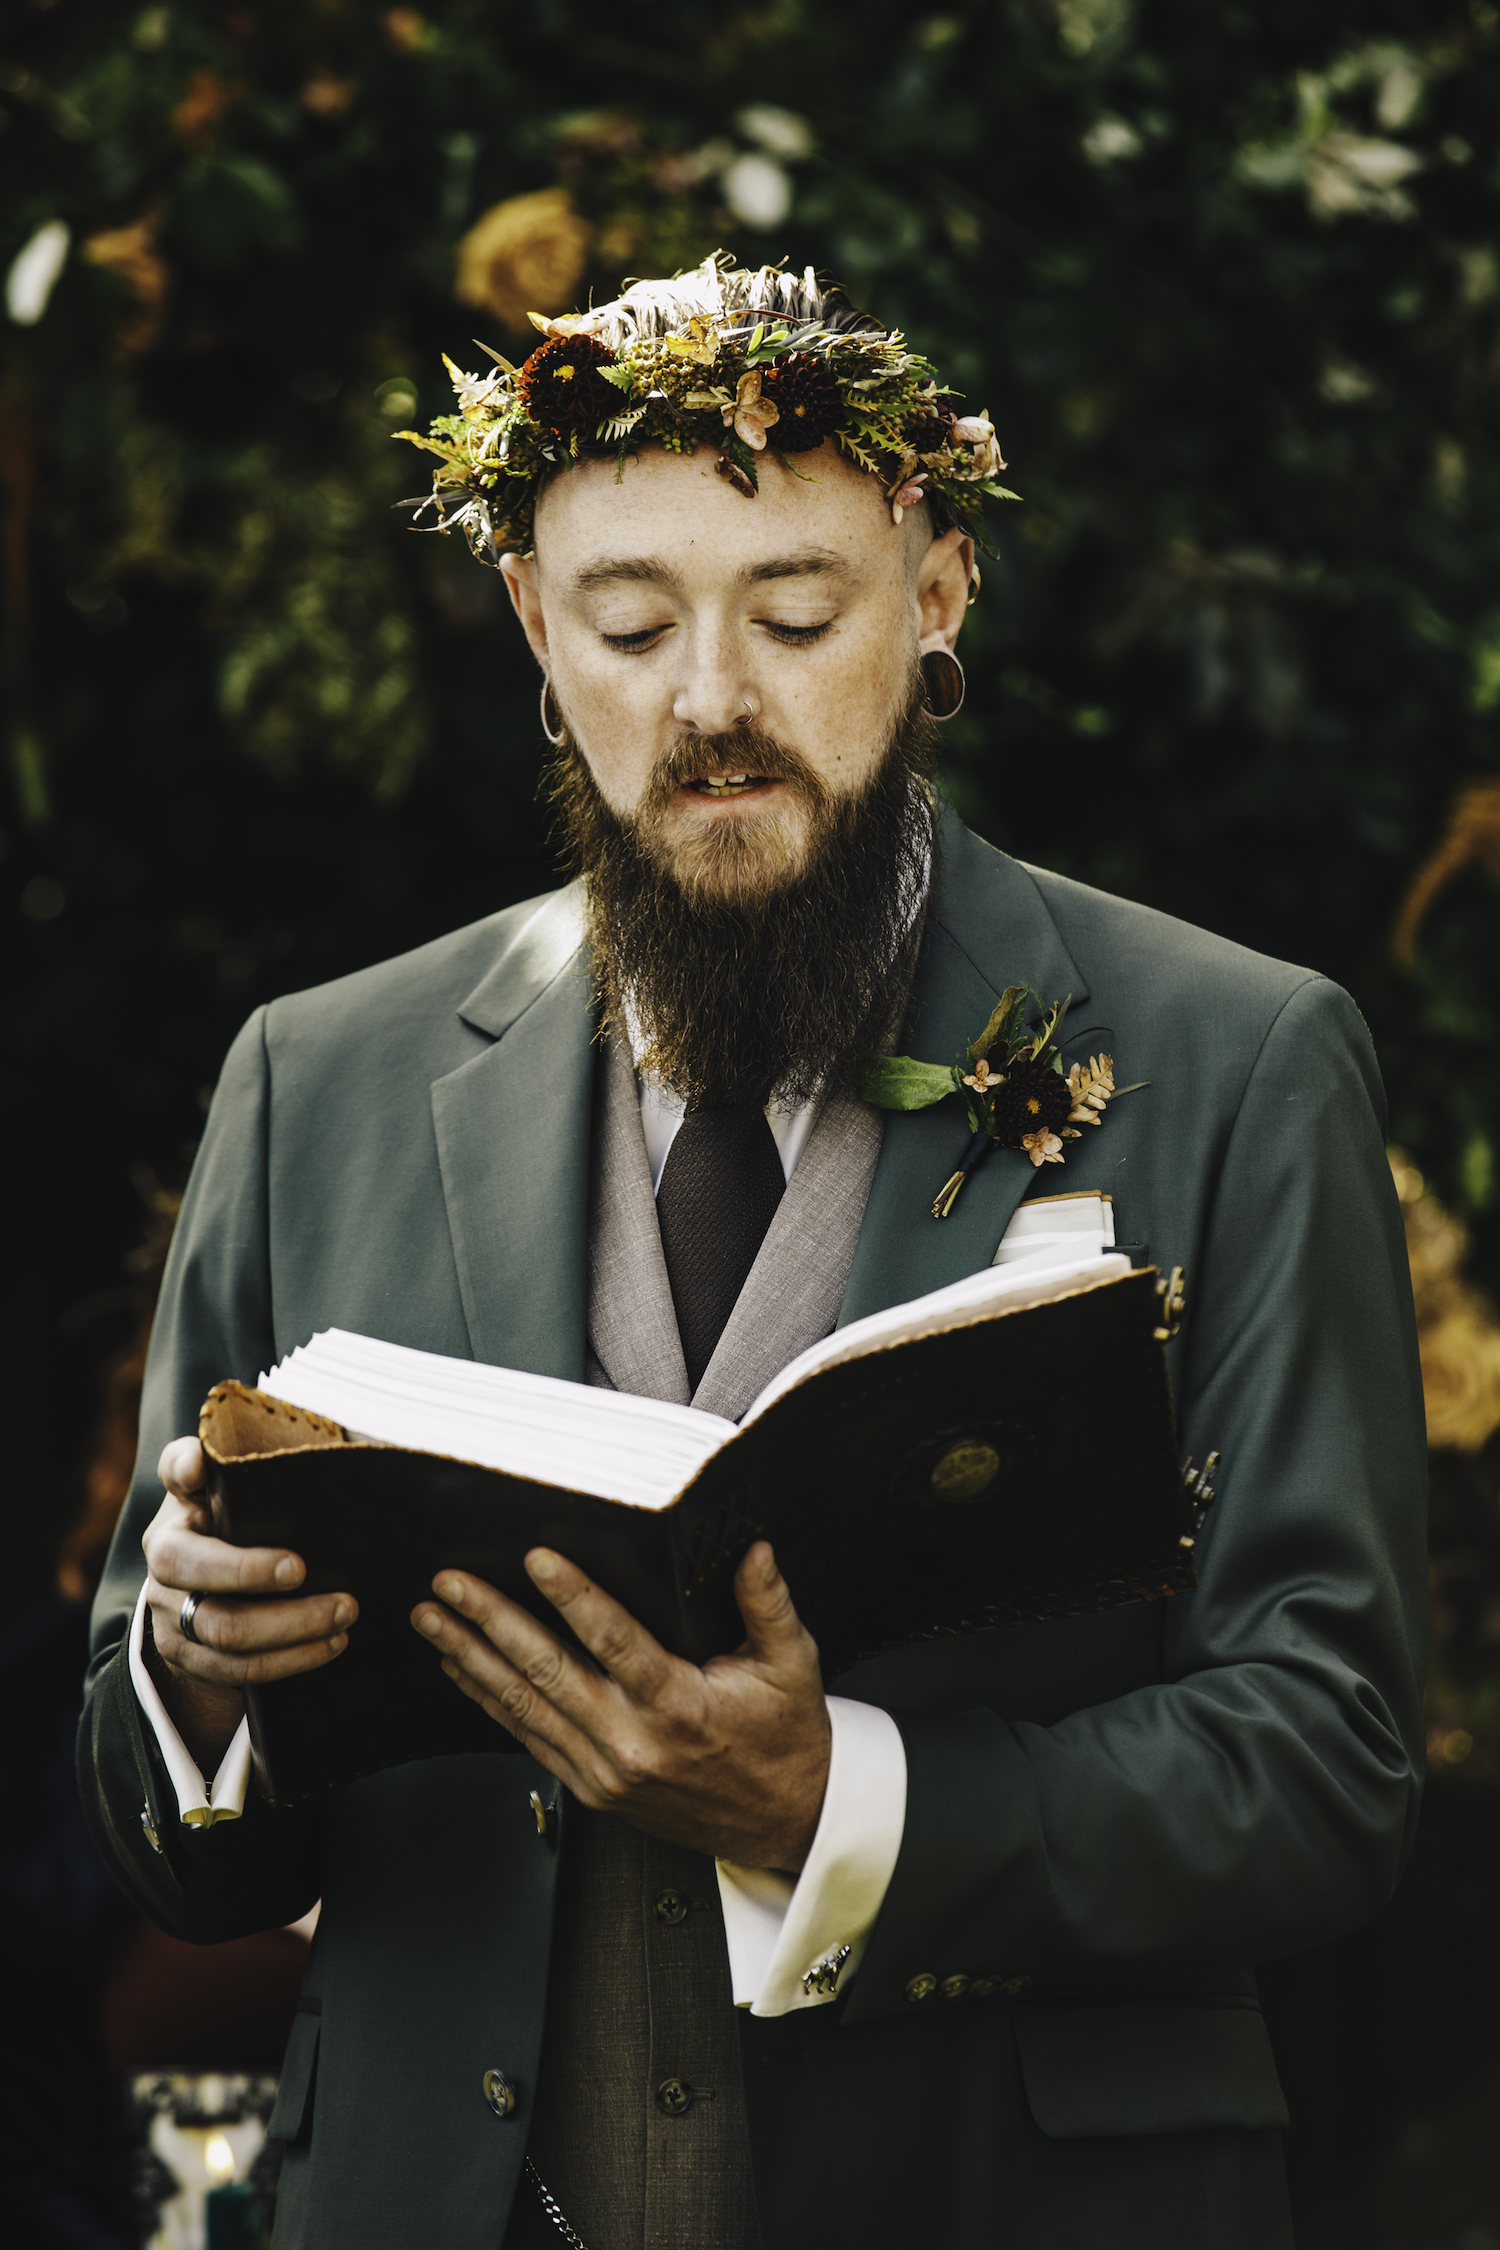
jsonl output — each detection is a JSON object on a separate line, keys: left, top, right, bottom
{"left": 201, "top": 1248, "right": 1197, "bottom": 1806}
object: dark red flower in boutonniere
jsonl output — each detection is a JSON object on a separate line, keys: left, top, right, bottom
{"left": 979, "top": 1054, "right": 1074, "bottom": 1153}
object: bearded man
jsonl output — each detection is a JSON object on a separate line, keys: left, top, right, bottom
{"left": 79, "top": 262, "right": 1426, "bottom": 2250}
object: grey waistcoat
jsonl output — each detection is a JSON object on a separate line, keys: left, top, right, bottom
{"left": 504, "top": 1034, "right": 884, "bottom": 2250}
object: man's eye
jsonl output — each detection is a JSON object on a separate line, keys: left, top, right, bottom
{"left": 600, "top": 625, "right": 670, "bottom": 651}
{"left": 761, "top": 621, "right": 834, "bottom": 646}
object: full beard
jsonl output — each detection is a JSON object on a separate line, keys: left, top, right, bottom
{"left": 546, "top": 683, "right": 941, "bottom": 1108}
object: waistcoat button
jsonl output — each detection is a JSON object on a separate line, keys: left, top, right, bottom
{"left": 904, "top": 1972, "right": 938, "bottom": 2003}
{"left": 652, "top": 1887, "right": 689, "bottom": 1925}
{"left": 655, "top": 2076, "right": 694, "bottom": 2116}
{"left": 482, "top": 2069, "right": 518, "bottom": 2117}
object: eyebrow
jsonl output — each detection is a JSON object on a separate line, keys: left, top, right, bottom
{"left": 568, "top": 547, "right": 855, "bottom": 595}
{"left": 742, "top": 548, "right": 854, "bottom": 587}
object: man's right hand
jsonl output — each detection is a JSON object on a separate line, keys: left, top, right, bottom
{"left": 141, "top": 1435, "right": 357, "bottom": 1769}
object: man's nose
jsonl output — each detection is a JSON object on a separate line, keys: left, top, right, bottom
{"left": 672, "top": 634, "right": 757, "bottom": 738}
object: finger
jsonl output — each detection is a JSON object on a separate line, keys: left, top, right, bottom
{"left": 158, "top": 1436, "right": 207, "bottom": 1499}
{"left": 149, "top": 1586, "right": 353, "bottom": 1688}
{"left": 157, "top": 1630, "right": 351, "bottom": 1689}
{"left": 152, "top": 1582, "right": 357, "bottom": 1656}
{"left": 523, "top": 1550, "right": 674, "bottom": 1703}
{"left": 426, "top": 1570, "right": 613, "bottom": 1717}
{"left": 732, "top": 1543, "right": 817, "bottom": 1672}
{"left": 413, "top": 1596, "right": 599, "bottom": 1765}
{"left": 145, "top": 1501, "right": 309, "bottom": 1597}
{"left": 437, "top": 1659, "right": 608, "bottom": 1805}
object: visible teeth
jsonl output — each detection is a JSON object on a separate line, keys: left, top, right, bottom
{"left": 694, "top": 772, "right": 759, "bottom": 794}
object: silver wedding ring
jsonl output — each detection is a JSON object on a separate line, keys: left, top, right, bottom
{"left": 179, "top": 1590, "right": 205, "bottom": 1645}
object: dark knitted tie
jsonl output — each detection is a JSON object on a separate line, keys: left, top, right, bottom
{"left": 656, "top": 1098, "right": 786, "bottom": 1392}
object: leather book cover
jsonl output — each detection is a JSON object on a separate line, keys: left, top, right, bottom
{"left": 203, "top": 1266, "right": 1194, "bottom": 1808}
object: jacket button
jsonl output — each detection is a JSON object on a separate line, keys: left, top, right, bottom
{"left": 140, "top": 1804, "right": 162, "bottom": 1856}
{"left": 655, "top": 2076, "right": 694, "bottom": 2116}
{"left": 528, "top": 1790, "right": 552, "bottom": 1838}
{"left": 940, "top": 1973, "right": 970, "bottom": 2002}
{"left": 652, "top": 1887, "right": 689, "bottom": 1925}
{"left": 904, "top": 1972, "right": 937, "bottom": 2004}
{"left": 482, "top": 2069, "right": 518, "bottom": 2117}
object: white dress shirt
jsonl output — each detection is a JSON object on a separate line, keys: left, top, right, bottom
{"left": 131, "top": 1067, "right": 1114, "bottom": 2012}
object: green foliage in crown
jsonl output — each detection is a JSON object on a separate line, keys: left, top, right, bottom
{"left": 394, "top": 254, "right": 1018, "bottom": 565}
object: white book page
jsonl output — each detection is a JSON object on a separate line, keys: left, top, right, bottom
{"left": 740, "top": 1248, "right": 1134, "bottom": 1427}
{"left": 259, "top": 1331, "right": 736, "bottom": 1511}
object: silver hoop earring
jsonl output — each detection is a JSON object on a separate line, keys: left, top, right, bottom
{"left": 539, "top": 677, "right": 567, "bottom": 746}
{"left": 920, "top": 648, "right": 965, "bottom": 721}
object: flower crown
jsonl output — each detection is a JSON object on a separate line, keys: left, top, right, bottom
{"left": 396, "top": 253, "right": 1017, "bottom": 566}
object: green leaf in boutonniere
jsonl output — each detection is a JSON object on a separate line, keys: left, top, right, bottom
{"left": 858, "top": 985, "right": 1148, "bottom": 1218}
{"left": 856, "top": 1055, "right": 963, "bottom": 1111}
{"left": 968, "top": 984, "right": 1029, "bottom": 1063}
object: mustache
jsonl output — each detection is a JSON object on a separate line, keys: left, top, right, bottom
{"left": 638, "top": 728, "right": 834, "bottom": 820}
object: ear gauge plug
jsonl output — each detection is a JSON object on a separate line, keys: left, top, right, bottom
{"left": 919, "top": 649, "right": 965, "bottom": 720}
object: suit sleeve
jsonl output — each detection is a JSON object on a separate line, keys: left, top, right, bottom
{"left": 843, "top": 976, "right": 1427, "bottom": 2023}
{"left": 76, "top": 1007, "right": 323, "bottom": 1941}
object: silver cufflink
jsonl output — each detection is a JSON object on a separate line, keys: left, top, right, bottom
{"left": 802, "top": 1943, "right": 852, "bottom": 1996}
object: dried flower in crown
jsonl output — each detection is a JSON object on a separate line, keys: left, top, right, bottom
{"left": 393, "top": 252, "right": 1019, "bottom": 566}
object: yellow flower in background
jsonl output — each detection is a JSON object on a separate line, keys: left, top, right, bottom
{"left": 83, "top": 213, "right": 169, "bottom": 357}
{"left": 455, "top": 188, "right": 590, "bottom": 332}
{"left": 1391, "top": 1149, "right": 1500, "bottom": 1453}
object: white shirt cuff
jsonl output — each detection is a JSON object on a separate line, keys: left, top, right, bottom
{"left": 128, "top": 1583, "right": 251, "bottom": 1827}
{"left": 715, "top": 1696, "right": 907, "bottom": 2016}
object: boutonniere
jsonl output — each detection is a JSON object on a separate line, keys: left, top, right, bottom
{"left": 857, "top": 985, "right": 1146, "bottom": 1219}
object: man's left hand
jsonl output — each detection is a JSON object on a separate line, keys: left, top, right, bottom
{"left": 411, "top": 1542, "right": 830, "bottom": 1872}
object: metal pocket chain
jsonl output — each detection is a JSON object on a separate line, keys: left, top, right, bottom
{"left": 526, "top": 2158, "right": 591, "bottom": 2250}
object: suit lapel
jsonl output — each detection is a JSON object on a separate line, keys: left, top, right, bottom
{"left": 838, "top": 812, "right": 1090, "bottom": 1326}
{"left": 430, "top": 885, "right": 596, "bottom": 1382}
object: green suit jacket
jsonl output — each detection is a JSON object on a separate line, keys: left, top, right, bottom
{"left": 79, "top": 813, "right": 1426, "bottom": 2249}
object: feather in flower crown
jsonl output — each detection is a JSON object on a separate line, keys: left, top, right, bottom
{"left": 395, "top": 252, "right": 1018, "bottom": 566}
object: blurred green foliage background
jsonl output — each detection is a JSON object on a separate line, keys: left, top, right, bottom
{"left": 6, "top": 5, "right": 1500, "bottom": 2240}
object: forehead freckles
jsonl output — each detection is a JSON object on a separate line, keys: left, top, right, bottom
{"left": 531, "top": 440, "right": 905, "bottom": 590}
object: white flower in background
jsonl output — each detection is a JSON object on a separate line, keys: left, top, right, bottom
{"left": 735, "top": 105, "right": 816, "bottom": 160}
{"left": 1234, "top": 41, "right": 1432, "bottom": 226}
{"left": 1303, "top": 132, "right": 1422, "bottom": 221}
{"left": 1318, "top": 357, "right": 1378, "bottom": 405}
{"left": 1052, "top": 0, "right": 1131, "bottom": 60}
{"left": 723, "top": 153, "right": 792, "bottom": 230}
{"left": 1082, "top": 115, "right": 1143, "bottom": 165}
{"left": 6, "top": 220, "right": 71, "bottom": 326}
